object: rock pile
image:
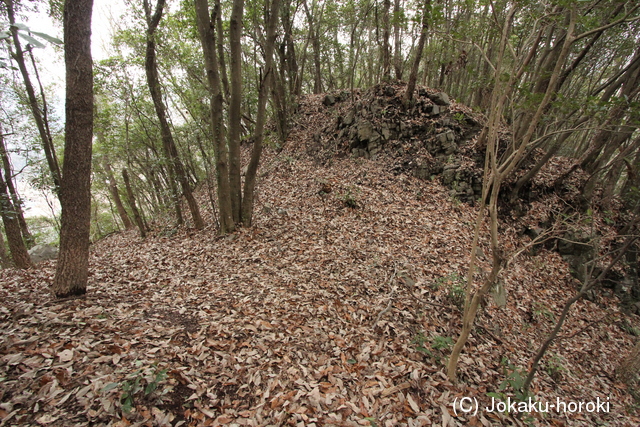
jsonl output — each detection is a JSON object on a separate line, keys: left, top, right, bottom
{"left": 307, "top": 82, "right": 485, "bottom": 203}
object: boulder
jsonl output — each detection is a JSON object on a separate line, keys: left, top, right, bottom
{"left": 323, "top": 95, "right": 336, "bottom": 106}
{"left": 28, "top": 245, "right": 58, "bottom": 264}
{"left": 428, "top": 92, "right": 451, "bottom": 106}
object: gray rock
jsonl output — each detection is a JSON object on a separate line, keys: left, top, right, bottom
{"left": 28, "top": 245, "right": 58, "bottom": 264}
{"left": 428, "top": 92, "right": 450, "bottom": 106}
{"left": 383, "top": 86, "right": 396, "bottom": 97}
{"left": 343, "top": 111, "right": 355, "bottom": 126}
{"left": 323, "top": 95, "right": 336, "bottom": 106}
{"left": 357, "top": 121, "right": 374, "bottom": 142}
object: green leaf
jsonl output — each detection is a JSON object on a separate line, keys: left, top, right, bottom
{"left": 18, "top": 32, "right": 45, "bottom": 48}
{"left": 486, "top": 392, "right": 502, "bottom": 399}
{"left": 102, "top": 382, "right": 119, "bottom": 393}
{"left": 30, "top": 31, "right": 63, "bottom": 45}
{"left": 12, "top": 22, "right": 30, "bottom": 31}
{"left": 145, "top": 382, "right": 158, "bottom": 395}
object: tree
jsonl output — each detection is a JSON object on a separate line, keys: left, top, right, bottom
{"left": 0, "top": 121, "right": 32, "bottom": 269}
{"left": 403, "top": 0, "right": 430, "bottom": 106}
{"left": 51, "top": 0, "right": 94, "bottom": 298}
{"left": 2, "top": 0, "right": 63, "bottom": 195}
{"left": 143, "top": 0, "right": 204, "bottom": 230}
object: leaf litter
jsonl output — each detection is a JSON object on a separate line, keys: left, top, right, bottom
{"left": 1, "top": 94, "right": 640, "bottom": 426}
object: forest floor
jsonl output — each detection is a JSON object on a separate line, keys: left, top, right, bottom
{"left": 2, "top": 94, "right": 640, "bottom": 426}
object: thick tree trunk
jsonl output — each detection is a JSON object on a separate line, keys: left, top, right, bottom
{"left": 51, "top": 0, "right": 94, "bottom": 297}
{"left": 143, "top": 0, "right": 203, "bottom": 229}
{"left": 4, "top": 0, "right": 62, "bottom": 195}
{"left": 122, "top": 168, "right": 146, "bottom": 238}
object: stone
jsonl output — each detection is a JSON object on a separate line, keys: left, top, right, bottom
{"left": 418, "top": 88, "right": 428, "bottom": 97}
{"left": 28, "top": 245, "right": 58, "bottom": 264}
{"left": 380, "top": 125, "right": 391, "bottom": 140}
{"left": 428, "top": 92, "right": 450, "bottom": 106}
{"left": 357, "top": 121, "right": 374, "bottom": 142}
{"left": 343, "top": 111, "right": 355, "bottom": 126}
{"left": 383, "top": 86, "right": 396, "bottom": 97}
{"left": 323, "top": 95, "right": 336, "bottom": 106}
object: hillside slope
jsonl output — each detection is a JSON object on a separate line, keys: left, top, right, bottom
{"left": 1, "top": 89, "right": 639, "bottom": 426}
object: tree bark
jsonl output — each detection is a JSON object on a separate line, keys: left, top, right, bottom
{"left": 303, "top": 0, "right": 323, "bottom": 94}
{"left": 0, "top": 226, "right": 10, "bottom": 268}
{"left": 194, "top": 0, "right": 234, "bottom": 234}
{"left": 52, "top": 0, "right": 94, "bottom": 297}
{"left": 0, "top": 124, "right": 32, "bottom": 269}
{"left": 392, "top": 0, "right": 402, "bottom": 80}
{"left": 242, "top": 0, "right": 281, "bottom": 226}
{"left": 143, "top": 0, "right": 204, "bottom": 229}
{"left": 122, "top": 168, "right": 146, "bottom": 238}
{"left": 381, "top": 0, "right": 391, "bottom": 81}
{"left": 0, "top": 124, "right": 33, "bottom": 247}
{"left": 403, "top": 0, "right": 430, "bottom": 106}
{"left": 103, "top": 158, "right": 134, "bottom": 229}
{"left": 228, "top": 0, "right": 244, "bottom": 223}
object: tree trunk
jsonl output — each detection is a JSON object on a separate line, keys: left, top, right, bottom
{"left": 242, "top": 0, "right": 281, "bottom": 226}
{"left": 103, "top": 158, "right": 134, "bottom": 229}
{"left": 4, "top": 0, "right": 62, "bottom": 195}
{"left": 122, "top": 168, "right": 146, "bottom": 238}
{"left": 0, "top": 124, "right": 32, "bottom": 269}
{"left": 51, "top": 0, "right": 94, "bottom": 297}
{"left": 0, "top": 227, "right": 10, "bottom": 268}
{"left": 194, "top": 0, "right": 235, "bottom": 234}
{"left": 403, "top": 0, "right": 430, "bottom": 106}
{"left": 0, "top": 124, "right": 33, "bottom": 247}
{"left": 143, "top": 0, "right": 203, "bottom": 229}
{"left": 381, "top": 0, "right": 391, "bottom": 81}
{"left": 303, "top": 0, "right": 323, "bottom": 94}
{"left": 392, "top": 0, "right": 402, "bottom": 80}
{"left": 228, "top": 0, "right": 244, "bottom": 224}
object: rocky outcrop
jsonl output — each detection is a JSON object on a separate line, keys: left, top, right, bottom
{"left": 309, "top": 82, "right": 485, "bottom": 203}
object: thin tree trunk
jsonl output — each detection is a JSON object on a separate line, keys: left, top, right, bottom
{"left": 228, "top": 0, "right": 244, "bottom": 224}
{"left": 4, "top": 0, "right": 62, "bottom": 195}
{"left": 122, "top": 168, "right": 146, "bottom": 238}
{"left": 393, "top": 0, "right": 402, "bottom": 80}
{"left": 242, "top": 0, "right": 281, "bottom": 226}
{"left": 403, "top": 0, "right": 430, "bottom": 106}
{"left": 303, "top": 0, "right": 323, "bottom": 94}
{"left": 0, "top": 125, "right": 33, "bottom": 247}
{"left": 103, "top": 158, "right": 134, "bottom": 229}
{"left": 51, "top": 0, "right": 94, "bottom": 297}
{"left": 381, "top": 0, "right": 391, "bottom": 81}
{"left": 0, "top": 227, "right": 10, "bottom": 268}
{"left": 0, "top": 124, "right": 32, "bottom": 269}
{"left": 143, "top": 0, "right": 203, "bottom": 229}
{"left": 194, "top": 0, "right": 234, "bottom": 234}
